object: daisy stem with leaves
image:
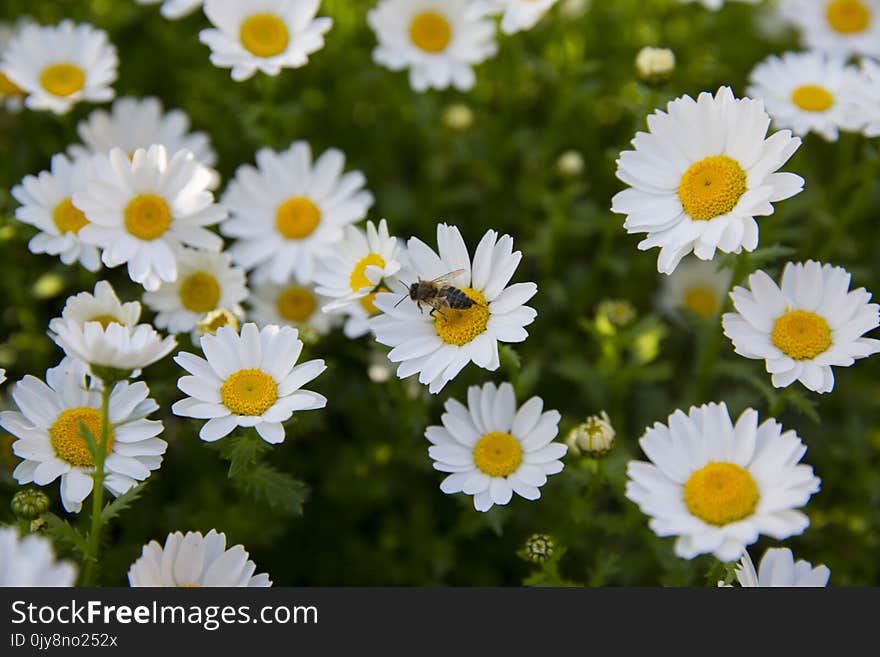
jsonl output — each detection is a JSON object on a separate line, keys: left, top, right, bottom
{"left": 81, "top": 383, "right": 112, "bottom": 586}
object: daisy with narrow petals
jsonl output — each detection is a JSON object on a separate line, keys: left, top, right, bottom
{"left": 721, "top": 547, "right": 830, "bottom": 587}
{"left": 248, "top": 280, "right": 336, "bottom": 335}
{"left": 658, "top": 257, "right": 732, "bottom": 322}
{"left": 199, "top": 0, "right": 332, "bottom": 82}
{"left": 625, "top": 402, "right": 820, "bottom": 562}
{"left": 0, "top": 527, "right": 77, "bottom": 586}
{"left": 12, "top": 154, "right": 102, "bottom": 272}
{"left": 368, "top": 0, "right": 498, "bottom": 92}
{"left": 778, "top": 0, "right": 880, "bottom": 59}
{"left": 128, "top": 529, "right": 271, "bottom": 587}
{"left": 136, "top": 0, "right": 204, "bottom": 20}
{"left": 427, "top": 382, "right": 565, "bottom": 512}
{"left": 0, "top": 20, "right": 117, "bottom": 115}
{"left": 371, "top": 224, "right": 538, "bottom": 394}
{"left": 851, "top": 58, "right": 880, "bottom": 137}
{"left": 722, "top": 261, "right": 880, "bottom": 394}
{"left": 747, "top": 51, "right": 864, "bottom": 142}
{"left": 74, "top": 145, "right": 225, "bottom": 291}
{"left": 143, "top": 249, "right": 248, "bottom": 335}
{"left": 172, "top": 323, "right": 327, "bottom": 444}
{"left": 470, "top": 0, "right": 559, "bottom": 34}
{"left": 221, "top": 141, "right": 373, "bottom": 285}
{"left": 611, "top": 86, "right": 804, "bottom": 274}
{"left": 0, "top": 358, "right": 167, "bottom": 513}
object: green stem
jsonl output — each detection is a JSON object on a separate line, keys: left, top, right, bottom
{"left": 81, "top": 383, "right": 112, "bottom": 586}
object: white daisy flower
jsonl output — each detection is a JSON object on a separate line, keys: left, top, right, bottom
{"left": 11, "top": 154, "right": 102, "bottom": 272}
{"left": 721, "top": 547, "right": 830, "bottom": 587}
{"left": 136, "top": 0, "right": 204, "bottom": 20}
{"left": 0, "top": 358, "right": 167, "bottom": 513}
{"left": 128, "top": 529, "right": 271, "bottom": 587}
{"left": 0, "top": 527, "right": 77, "bottom": 586}
{"left": 199, "top": 0, "right": 332, "bottom": 82}
{"left": 658, "top": 257, "right": 733, "bottom": 321}
{"left": 0, "top": 18, "right": 31, "bottom": 112}
{"left": 49, "top": 280, "right": 141, "bottom": 334}
{"left": 248, "top": 280, "right": 336, "bottom": 335}
{"left": 171, "top": 323, "right": 327, "bottom": 444}
{"left": 0, "top": 20, "right": 117, "bottom": 115}
{"left": 371, "top": 224, "right": 538, "bottom": 394}
{"left": 850, "top": 57, "right": 880, "bottom": 137}
{"left": 625, "top": 401, "right": 821, "bottom": 562}
{"left": 143, "top": 249, "right": 248, "bottom": 336}
{"left": 74, "top": 145, "right": 225, "bottom": 291}
{"left": 611, "top": 86, "right": 805, "bottom": 275}
{"left": 368, "top": 0, "right": 498, "bottom": 92}
{"left": 426, "top": 381, "right": 565, "bottom": 512}
{"left": 778, "top": 0, "right": 880, "bottom": 59}
{"left": 722, "top": 261, "right": 880, "bottom": 394}
{"left": 747, "top": 51, "right": 864, "bottom": 142}
{"left": 470, "top": 0, "right": 559, "bottom": 35}
{"left": 221, "top": 141, "right": 373, "bottom": 285}
{"left": 678, "top": 0, "right": 760, "bottom": 10}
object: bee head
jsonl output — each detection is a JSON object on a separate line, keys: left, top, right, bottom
{"left": 408, "top": 282, "right": 420, "bottom": 299}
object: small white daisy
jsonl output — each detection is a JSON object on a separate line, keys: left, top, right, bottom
{"left": 0, "top": 526, "right": 77, "bottom": 586}
{"left": 678, "top": 0, "right": 760, "bottom": 10}
{"left": 49, "top": 280, "right": 142, "bottom": 334}
{"left": 172, "top": 323, "right": 327, "bottom": 444}
{"left": 470, "top": 0, "right": 559, "bottom": 35}
{"left": 722, "top": 547, "right": 830, "bottom": 587}
{"left": 248, "top": 280, "right": 336, "bottom": 335}
{"left": 850, "top": 57, "right": 880, "bottom": 137}
{"left": 221, "top": 141, "right": 373, "bottom": 285}
{"left": 136, "top": 0, "right": 204, "bottom": 20}
{"left": 0, "top": 20, "right": 117, "bottom": 115}
{"left": 747, "top": 51, "right": 864, "bottom": 142}
{"left": 128, "top": 529, "right": 271, "bottom": 587}
{"left": 74, "top": 145, "right": 225, "bottom": 291}
{"left": 143, "top": 249, "right": 248, "bottom": 335}
{"left": 371, "top": 224, "right": 538, "bottom": 394}
{"left": 0, "top": 358, "right": 167, "bottom": 513}
{"left": 658, "top": 257, "right": 732, "bottom": 321}
{"left": 722, "top": 261, "right": 880, "bottom": 394}
{"left": 368, "top": 0, "right": 498, "bottom": 92}
{"left": 426, "top": 381, "right": 565, "bottom": 512}
{"left": 0, "top": 18, "right": 31, "bottom": 112}
{"left": 625, "top": 401, "right": 821, "bottom": 562}
{"left": 11, "top": 154, "right": 102, "bottom": 272}
{"left": 778, "top": 0, "right": 880, "bottom": 59}
{"left": 611, "top": 86, "right": 804, "bottom": 275}
{"left": 199, "top": 0, "right": 332, "bottom": 82}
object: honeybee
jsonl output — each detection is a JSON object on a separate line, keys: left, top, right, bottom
{"left": 395, "top": 269, "right": 481, "bottom": 317}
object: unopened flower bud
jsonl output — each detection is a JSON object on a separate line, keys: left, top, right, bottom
{"left": 444, "top": 103, "right": 474, "bottom": 132}
{"left": 566, "top": 411, "right": 616, "bottom": 456}
{"left": 11, "top": 488, "right": 50, "bottom": 519}
{"left": 557, "top": 150, "right": 585, "bottom": 178}
{"left": 597, "top": 299, "right": 637, "bottom": 329}
{"left": 523, "top": 534, "right": 556, "bottom": 563}
{"left": 635, "top": 46, "right": 676, "bottom": 81}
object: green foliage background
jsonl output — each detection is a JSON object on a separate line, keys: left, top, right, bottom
{"left": 0, "top": 0, "right": 878, "bottom": 586}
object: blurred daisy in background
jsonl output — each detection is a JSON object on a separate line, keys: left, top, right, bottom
{"left": 172, "top": 323, "right": 327, "bottom": 444}
{"left": 0, "top": 18, "right": 31, "bottom": 112}
{"left": 850, "top": 58, "right": 880, "bottom": 137}
{"left": 426, "top": 382, "right": 565, "bottom": 512}
{"left": 0, "top": 527, "right": 77, "bottom": 586}
{"left": 625, "top": 402, "right": 821, "bottom": 562}
{"left": 371, "top": 224, "right": 538, "bottom": 394}
{"left": 0, "top": 358, "right": 167, "bottom": 513}
{"left": 720, "top": 547, "right": 830, "bottom": 587}
{"left": 143, "top": 249, "right": 248, "bottom": 336}
{"left": 0, "top": 369, "right": 5, "bottom": 386}
{"left": 678, "top": 0, "right": 760, "bottom": 9}
{"left": 368, "top": 0, "right": 498, "bottom": 92}
{"left": 722, "top": 261, "right": 880, "bottom": 393}
{"left": 12, "top": 154, "right": 102, "bottom": 272}
{"left": 612, "top": 86, "right": 804, "bottom": 274}
{"left": 135, "top": 0, "right": 204, "bottom": 20}
{"left": 747, "top": 51, "right": 864, "bottom": 142}
{"left": 0, "top": 20, "right": 117, "bottom": 114}
{"left": 199, "top": 0, "right": 332, "bottom": 81}
{"left": 248, "top": 280, "right": 336, "bottom": 336}
{"left": 74, "top": 145, "right": 224, "bottom": 291}
{"left": 128, "top": 529, "right": 271, "bottom": 587}
{"left": 471, "top": 0, "right": 559, "bottom": 35}
{"left": 778, "top": 0, "right": 880, "bottom": 58}
{"left": 221, "top": 141, "right": 373, "bottom": 285}
{"left": 657, "top": 257, "right": 732, "bottom": 322}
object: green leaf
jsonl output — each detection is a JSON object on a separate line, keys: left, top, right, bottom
{"left": 42, "top": 513, "right": 89, "bottom": 557}
{"left": 233, "top": 463, "right": 309, "bottom": 516}
{"left": 217, "top": 432, "right": 271, "bottom": 479}
{"left": 100, "top": 480, "right": 149, "bottom": 524}
{"left": 499, "top": 344, "right": 521, "bottom": 372}
{"left": 785, "top": 391, "right": 821, "bottom": 424}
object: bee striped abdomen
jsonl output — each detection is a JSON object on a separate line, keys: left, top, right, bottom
{"left": 441, "top": 286, "right": 475, "bottom": 310}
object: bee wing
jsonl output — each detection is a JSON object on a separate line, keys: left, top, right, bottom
{"left": 429, "top": 269, "right": 467, "bottom": 286}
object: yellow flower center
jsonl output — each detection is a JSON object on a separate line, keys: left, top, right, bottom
{"left": 771, "top": 310, "right": 832, "bottom": 360}
{"left": 276, "top": 286, "right": 316, "bottom": 323}
{"left": 240, "top": 14, "right": 290, "bottom": 58}
{"left": 125, "top": 194, "right": 172, "bottom": 241}
{"left": 409, "top": 11, "right": 452, "bottom": 53}
{"left": 678, "top": 156, "right": 747, "bottom": 221}
{"left": 473, "top": 431, "right": 523, "bottom": 477}
{"left": 179, "top": 272, "right": 221, "bottom": 313}
{"left": 276, "top": 196, "right": 321, "bottom": 240}
{"left": 434, "top": 288, "right": 489, "bottom": 346}
{"left": 826, "top": 0, "right": 871, "bottom": 33}
{"left": 683, "top": 462, "right": 759, "bottom": 526}
{"left": 39, "top": 62, "right": 85, "bottom": 97}
{"left": 52, "top": 198, "right": 89, "bottom": 235}
{"left": 198, "top": 309, "right": 239, "bottom": 335}
{"left": 359, "top": 288, "right": 384, "bottom": 315}
{"left": 89, "top": 314, "right": 121, "bottom": 329}
{"left": 0, "top": 71, "right": 24, "bottom": 96}
{"left": 220, "top": 369, "right": 278, "bottom": 416}
{"left": 683, "top": 286, "right": 719, "bottom": 319}
{"left": 791, "top": 85, "right": 835, "bottom": 112}
{"left": 350, "top": 253, "right": 386, "bottom": 293}
{"left": 49, "top": 407, "right": 114, "bottom": 468}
